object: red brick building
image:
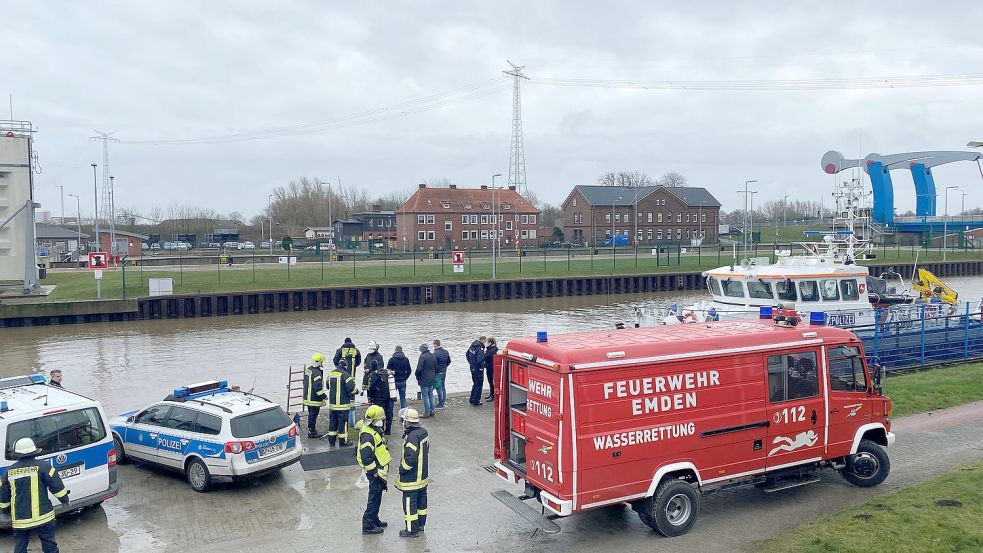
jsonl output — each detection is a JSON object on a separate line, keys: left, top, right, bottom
{"left": 561, "top": 185, "right": 721, "bottom": 246}
{"left": 395, "top": 184, "right": 541, "bottom": 251}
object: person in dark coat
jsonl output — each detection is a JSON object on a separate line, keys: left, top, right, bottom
{"left": 48, "top": 369, "right": 63, "bottom": 388}
{"left": 367, "top": 359, "right": 394, "bottom": 435}
{"left": 388, "top": 346, "right": 412, "bottom": 409}
{"left": 484, "top": 337, "right": 499, "bottom": 401}
{"left": 415, "top": 344, "right": 437, "bottom": 418}
{"left": 363, "top": 340, "right": 384, "bottom": 389}
{"left": 1, "top": 437, "right": 70, "bottom": 552}
{"left": 432, "top": 339, "right": 451, "bottom": 410}
{"left": 466, "top": 336, "right": 486, "bottom": 406}
{"left": 334, "top": 338, "right": 363, "bottom": 382}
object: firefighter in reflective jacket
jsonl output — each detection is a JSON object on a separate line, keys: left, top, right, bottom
{"left": 303, "top": 353, "right": 328, "bottom": 439}
{"left": 0, "top": 438, "right": 69, "bottom": 552}
{"left": 357, "top": 405, "right": 391, "bottom": 535}
{"left": 326, "top": 359, "right": 358, "bottom": 446}
{"left": 396, "top": 408, "right": 430, "bottom": 538}
{"left": 334, "top": 337, "right": 362, "bottom": 383}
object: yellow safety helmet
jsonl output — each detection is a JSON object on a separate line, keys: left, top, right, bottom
{"left": 365, "top": 405, "right": 386, "bottom": 421}
{"left": 311, "top": 352, "right": 325, "bottom": 365}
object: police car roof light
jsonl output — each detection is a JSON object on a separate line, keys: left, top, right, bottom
{"left": 173, "top": 380, "right": 229, "bottom": 399}
{"left": 759, "top": 306, "right": 773, "bottom": 319}
{"left": 0, "top": 375, "right": 45, "bottom": 390}
{"left": 809, "top": 312, "right": 827, "bottom": 325}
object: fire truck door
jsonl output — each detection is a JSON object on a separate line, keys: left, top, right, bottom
{"left": 522, "top": 371, "right": 562, "bottom": 491}
{"left": 764, "top": 350, "right": 826, "bottom": 470}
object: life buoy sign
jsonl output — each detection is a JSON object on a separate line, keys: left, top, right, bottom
{"left": 859, "top": 283, "right": 866, "bottom": 294}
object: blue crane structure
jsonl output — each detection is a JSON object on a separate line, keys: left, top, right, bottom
{"left": 821, "top": 150, "right": 983, "bottom": 232}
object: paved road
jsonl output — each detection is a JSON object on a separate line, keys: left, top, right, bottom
{"left": 5, "top": 398, "right": 981, "bottom": 553}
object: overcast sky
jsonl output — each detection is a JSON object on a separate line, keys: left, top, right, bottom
{"left": 5, "top": 1, "right": 983, "bottom": 221}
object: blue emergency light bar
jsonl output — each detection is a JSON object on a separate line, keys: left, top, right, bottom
{"left": 759, "top": 306, "right": 773, "bottom": 319}
{"left": 537, "top": 331, "right": 548, "bottom": 343}
{"left": 173, "top": 380, "right": 229, "bottom": 399}
{"left": 0, "top": 374, "right": 47, "bottom": 390}
{"left": 810, "top": 312, "right": 827, "bottom": 325}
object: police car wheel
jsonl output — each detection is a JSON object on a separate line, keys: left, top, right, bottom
{"left": 186, "top": 458, "right": 212, "bottom": 492}
{"left": 641, "top": 478, "right": 700, "bottom": 537}
{"left": 840, "top": 439, "right": 890, "bottom": 488}
{"left": 112, "top": 434, "right": 129, "bottom": 465}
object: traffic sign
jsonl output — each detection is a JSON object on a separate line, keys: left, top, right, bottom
{"left": 88, "top": 252, "right": 109, "bottom": 270}
{"left": 451, "top": 250, "right": 465, "bottom": 265}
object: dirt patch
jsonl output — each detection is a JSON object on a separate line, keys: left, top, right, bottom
{"left": 934, "top": 499, "right": 963, "bottom": 507}
{"left": 852, "top": 513, "right": 874, "bottom": 521}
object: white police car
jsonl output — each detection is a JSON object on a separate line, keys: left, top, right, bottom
{"left": 109, "top": 380, "right": 301, "bottom": 492}
{"left": 0, "top": 374, "right": 120, "bottom": 527}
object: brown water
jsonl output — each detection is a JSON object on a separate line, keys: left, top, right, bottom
{"left": 4, "top": 276, "right": 983, "bottom": 415}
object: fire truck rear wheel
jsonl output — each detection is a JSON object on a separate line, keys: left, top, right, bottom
{"left": 641, "top": 478, "right": 700, "bottom": 537}
{"left": 840, "top": 439, "right": 890, "bottom": 487}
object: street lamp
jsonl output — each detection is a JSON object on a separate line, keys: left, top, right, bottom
{"left": 943, "top": 185, "right": 958, "bottom": 261}
{"left": 67, "top": 193, "right": 82, "bottom": 268}
{"left": 631, "top": 186, "right": 640, "bottom": 248}
{"left": 268, "top": 194, "right": 274, "bottom": 255}
{"left": 491, "top": 173, "right": 502, "bottom": 279}
{"left": 90, "top": 163, "right": 99, "bottom": 253}
{"left": 738, "top": 180, "right": 758, "bottom": 255}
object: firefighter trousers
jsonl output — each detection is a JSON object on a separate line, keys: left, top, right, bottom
{"left": 306, "top": 406, "right": 320, "bottom": 436}
{"left": 327, "top": 409, "right": 350, "bottom": 445}
{"left": 13, "top": 520, "right": 59, "bottom": 553}
{"left": 402, "top": 487, "right": 428, "bottom": 534}
{"left": 362, "top": 475, "right": 386, "bottom": 531}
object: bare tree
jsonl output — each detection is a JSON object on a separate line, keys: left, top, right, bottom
{"left": 378, "top": 188, "right": 412, "bottom": 211}
{"left": 424, "top": 177, "right": 457, "bottom": 188}
{"left": 598, "top": 171, "right": 655, "bottom": 188}
{"left": 658, "top": 172, "right": 688, "bottom": 188}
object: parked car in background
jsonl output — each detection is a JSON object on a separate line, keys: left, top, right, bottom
{"left": 207, "top": 242, "right": 222, "bottom": 249}
{"left": 259, "top": 241, "right": 271, "bottom": 249}
{"left": 163, "top": 242, "right": 177, "bottom": 251}
{"left": 544, "top": 241, "right": 576, "bottom": 249}
{"left": 150, "top": 243, "right": 161, "bottom": 251}
{"left": 241, "top": 241, "right": 256, "bottom": 249}
{"left": 176, "top": 242, "right": 191, "bottom": 251}
{"left": 141, "top": 242, "right": 149, "bottom": 251}
{"left": 223, "top": 242, "right": 240, "bottom": 250}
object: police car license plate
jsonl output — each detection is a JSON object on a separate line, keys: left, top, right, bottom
{"left": 259, "top": 443, "right": 286, "bottom": 458}
{"left": 58, "top": 466, "right": 82, "bottom": 479}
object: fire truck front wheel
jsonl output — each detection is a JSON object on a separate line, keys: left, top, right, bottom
{"left": 640, "top": 478, "right": 701, "bottom": 537}
{"left": 840, "top": 439, "right": 891, "bottom": 488}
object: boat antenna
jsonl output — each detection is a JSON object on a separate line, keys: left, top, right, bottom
{"left": 730, "top": 242, "right": 737, "bottom": 271}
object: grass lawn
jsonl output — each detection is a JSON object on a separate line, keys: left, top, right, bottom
{"left": 759, "top": 461, "right": 983, "bottom": 553}
{"left": 884, "top": 362, "right": 983, "bottom": 417}
{"left": 33, "top": 244, "right": 983, "bottom": 301}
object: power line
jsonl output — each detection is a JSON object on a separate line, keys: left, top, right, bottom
{"left": 121, "top": 78, "right": 510, "bottom": 146}
{"left": 530, "top": 72, "right": 983, "bottom": 91}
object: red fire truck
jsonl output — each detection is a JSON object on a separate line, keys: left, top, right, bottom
{"left": 492, "top": 319, "right": 894, "bottom": 536}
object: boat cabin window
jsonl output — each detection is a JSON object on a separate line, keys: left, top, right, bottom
{"left": 767, "top": 351, "right": 819, "bottom": 403}
{"left": 827, "top": 346, "right": 867, "bottom": 392}
{"left": 721, "top": 279, "right": 745, "bottom": 298}
{"left": 776, "top": 279, "right": 797, "bottom": 301}
{"left": 708, "top": 277, "right": 723, "bottom": 295}
{"left": 798, "top": 281, "right": 819, "bottom": 302}
{"left": 840, "top": 279, "right": 860, "bottom": 301}
{"left": 747, "top": 280, "right": 774, "bottom": 300}
{"left": 820, "top": 279, "right": 840, "bottom": 301}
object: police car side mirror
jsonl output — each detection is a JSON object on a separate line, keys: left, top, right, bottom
{"left": 126, "top": 416, "right": 135, "bottom": 423}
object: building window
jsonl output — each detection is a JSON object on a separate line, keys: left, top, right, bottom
{"left": 573, "top": 198, "right": 577, "bottom": 207}
{"left": 502, "top": 203, "right": 512, "bottom": 210}
{"left": 481, "top": 202, "right": 491, "bottom": 210}
{"left": 675, "top": 214, "right": 681, "bottom": 223}
{"left": 702, "top": 213, "right": 707, "bottom": 223}
{"left": 481, "top": 230, "right": 488, "bottom": 239}
{"left": 462, "top": 231, "right": 469, "bottom": 240}
{"left": 624, "top": 212, "right": 630, "bottom": 222}
{"left": 442, "top": 202, "right": 450, "bottom": 209}
{"left": 637, "top": 229, "right": 643, "bottom": 240}
{"left": 521, "top": 215, "right": 529, "bottom": 224}
{"left": 657, "top": 229, "right": 663, "bottom": 240}
{"left": 605, "top": 229, "right": 611, "bottom": 237}
{"left": 471, "top": 231, "right": 478, "bottom": 239}
{"left": 530, "top": 214, "right": 536, "bottom": 224}
{"left": 481, "top": 215, "right": 489, "bottom": 224}
{"left": 647, "top": 212, "right": 653, "bottom": 223}
{"left": 426, "top": 214, "right": 435, "bottom": 224}
{"left": 677, "top": 229, "right": 682, "bottom": 240}
{"left": 657, "top": 213, "right": 663, "bottom": 223}
{"left": 417, "top": 231, "right": 426, "bottom": 241}
{"left": 605, "top": 213, "right": 611, "bottom": 223}
{"left": 520, "top": 230, "right": 528, "bottom": 238}
{"left": 614, "top": 213, "right": 620, "bottom": 223}
{"left": 462, "top": 215, "right": 468, "bottom": 225}
{"left": 471, "top": 215, "right": 478, "bottom": 224}
{"left": 647, "top": 228, "right": 653, "bottom": 241}
{"left": 529, "top": 229, "right": 537, "bottom": 239}
{"left": 427, "top": 231, "right": 435, "bottom": 241}
{"left": 686, "top": 213, "right": 690, "bottom": 223}
{"left": 444, "top": 221, "right": 452, "bottom": 231}
{"left": 506, "top": 221, "right": 513, "bottom": 230}
{"left": 418, "top": 215, "right": 425, "bottom": 225}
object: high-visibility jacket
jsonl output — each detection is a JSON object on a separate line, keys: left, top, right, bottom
{"left": 0, "top": 457, "right": 68, "bottom": 529}
{"left": 303, "top": 364, "right": 327, "bottom": 407}
{"left": 334, "top": 343, "right": 362, "bottom": 379}
{"left": 357, "top": 424, "right": 391, "bottom": 477}
{"left": 396, "top": 425, "right": 430, "bottom": 491}
{"left": 327, "top": 367, "right": 357, "bottom": 411}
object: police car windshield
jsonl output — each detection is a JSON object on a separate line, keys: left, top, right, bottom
{"left": 5, "top": 408, "right": 107, "bottom": 460}
{"left": 230, "top": 407, "right": 292, "bottom": 438}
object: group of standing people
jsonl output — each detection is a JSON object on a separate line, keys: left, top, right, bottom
{"left": 466, "top": 336, "right": 498, "bottom": 406}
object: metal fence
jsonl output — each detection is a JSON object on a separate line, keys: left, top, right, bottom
{"left": 856, "top": 302, "right": 983, "bottom": 372}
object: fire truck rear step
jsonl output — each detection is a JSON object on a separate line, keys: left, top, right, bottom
{"left": 759, "top": 474, "right": 821, "bottom": 493}
{"left": 491, "top": 490, "right": 562, "bottom": 534}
